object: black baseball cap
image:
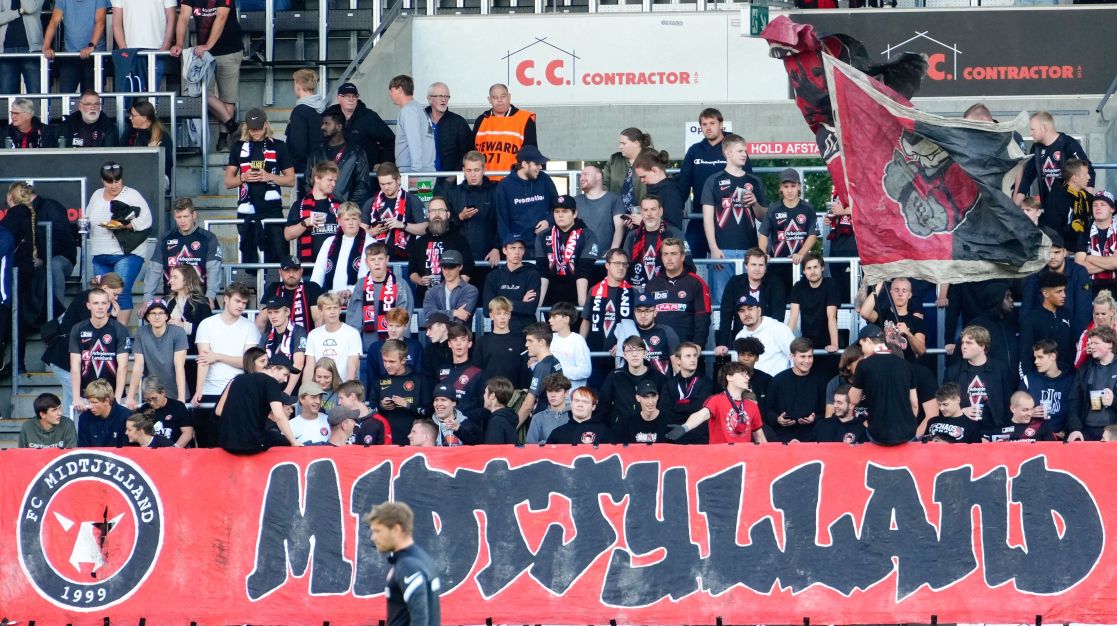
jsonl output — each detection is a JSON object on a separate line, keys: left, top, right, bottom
{"left": 337, "top": 82, "right": 360, "bottom": 96}
{"left": 441, "top": 249, "right": 464, "bottom": 267}
{"left": 502, "top": 234, "right": 529, "bottom": 247}
{"left": 267, "top": 354, "right": 301, "bottom": 375}
{"left": 327, "top": 406, "right": 360, "bottom": 428}
{"left": 245, "top": 108, "right": 267, "bottom": 130}
{"left": 635, "top": 380, "right": 659, "bottom": 397}
{"left": 516, "top": 145, "right": 548, "bottom": 165}
{"left": 432, "top": 383, "right": 456, "bottom": 400}
{"left": 858, "top": 324, "right": 884, "bottom": 341}
{"left": 736, "top": 294, "right": 761, "bottom": 310}
{"left": 779, "top": 168, "right": 801, "bottom": 184}
{"left": 1040, "top": 226, "right": 1064, "bottom": 249}
{"left": 552, "top": 194, "right": 577, "bottom": 212}
{"left": 261, "top": 295, "right": 289, "bottom": 310}
{"left": 280, "top": 256, "right": 303, "bottom": 271}
{"left": 423, "top": 311, "right": 451, "bottom": 328}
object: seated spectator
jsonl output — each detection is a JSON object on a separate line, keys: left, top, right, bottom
{"left": 943, "top": 325, "right": 1014, "bottom": 437}
{"left": 596, "top": 335, "right": 667, "bottom": 426}
{"left": 263, "top": 257, "right": 324, "bottom": 331}
{"left": 362, "top": 163, "right": 428, "bottom": 261}
{"left": 128, "top": 299, "right": 188, "bottom": 406}
{"left": 548, "top": 302, "right": 591, "bottom": 389}
{"left": 519, "top": 322, "right": 564, "bottom": 424}
{"left": 285, "top": 161, "right": 341, "bottom": 265}
{"left": 1021, "top": 339, "right": 1073, "bottom": 439}
{"left": 537, "top": 195, "right": 598, "bottom": 307}
{"left": 645, "top": 237, "right": 711, "bottom": 345}
{"left": 815, "top": 384, "right": 865, "bottom": 444}
{"left": 144, "top": 197, "right": 222, "bottom": 306}
{"left": 1104, "top": 425, "right": 1117, "bottom": 443}
{"left": 289, "top": 382, "right": 330, "bottom": 444}
{"left": 733, "top": 336, "right": 772, "bottom": 406}
{"left": 366, "top": 306, "right": 423, "bottom": 383}
{"left": 41, "top": 0, "right": 109, "bottom": 93}
{"left": 445, "top": 150, "right": 499, "bottom": 287}
{"left": 475, "top": 297, "right": 529, "bottom": 390}
{"left": 633, "top": 149, "right": 686, "bottom": 231}
{"left": 125, "top": 413, "right": 174, "bottom": 448}
{"left": 526, "top": 372, "right": 572, "bottom": 444}
{"left": 920, "top": 383, "right": 981, "bottom": 444}
{"left": 287, "top": 68, "right": 326, "bottom": 176}
{"left": 1021, "top": 227, "right": 1090, "bottom": 337}
{"left": 430, "top": 382, "right": 481, "bottom": 446}
{"left": 623, "top": 292, "right": 679, "bottom": 376}
{"left": 305, "top": 293, "right": 363, "bottom": 383}
{"left": 215, "top": 355, "right": 302, "bottom": 453}
{"left": 349, "top": 242, "right": 414, "bottom": 355}
{"left": 613, "top": 379, "right": 675, "bottom": 444}
{"left": 482, "top": 377, "right": 519, "bottom": 444}
{"left": 369, "top": 339, "right": 426, "bottom": 442}
{"left": 308, "top": 407, "right": 360, "bottom": 447}
{"left": 859, "top": 278, "right": 926, "bottom": 362}
{"left": 426, "top": 82, "right": 472, "bottom": 177}
{"left": 420, "top": 249, "right": 478, "bottom": 325}
{"left": 1076, "top": 290, "right": 1117, "bottom": 367}
{"left": 664, "top": 341, "right": 713, "bottom": 444}
{"left": 733, "top": 295, "right": 794, "bottom": 377}
{"left": 604, "top": 128, "right": 652, "bottom": 214}
{"left": 437, "top": 323, "right": 486, "bottom": 422}
{"left": 987, "top": 390, "right": 1053, "bottom": 442}
{"left": 311, "top": 202, "right": 372, "bottom": 300}
{"left": 716, "top": 248, "right": 788, "bottom": 352}
{"left": 60, "top": 91, "right": 119, "bottom": 148}
{"left": 1019, "top": 272, "right": 1074, "bottom": 373}
{"left": 86, "top": 160, "right": 152, "bottom": 325}
{"left": 306, "top": 111, "right": 371, "bottom": 205}
{"left": 225, "top": 109, "right": 296, "bottom": 270}
{"left": 407, "top": 197, "right": 475, "bottom": 303}
{"left": 1074, "top": 191, "right": 1117, "bottom": 294}
{"left": 258, "top": 296, "right": 308, "bottom": 395}
{"left": 77, "top": 379, "right": 130, "bottom": 447}
{"left": 622, "top": 196, "right": 686, "bottom": 291}
{"left": 138, "top": 376, "right": 194, "bottom": 447}
{"left": 495, "top": 145, "right": 557, "bottom": 245}
{"left": 825, "top": 345, "right": 863, "bottom": 418}
{"left": 759, "top": 168, "right": 818, "bottom": 289}
{"left": 787, "top": 253, "right": 840, "bottom": 354}
{"left": 69, "top": 287, "right": 131, "bottom": 414}
{"left": 547, "top": 387, "right": 612, "bottom": 445}
{"left": 1067, "top": 326, "right": 1117, "bottom": 441}
{"left": 421, "top": 312, "right": 452, "bottom": 386}
{"left": 19, "top": 393, "right": 77, "bottom": 449}
{"left": 576, "top": 164, "right": 626, "bottom": 252}
{"left": 121, "top": 101, "right": 173, "bottom": 186}
{"left": 313, "top": 357, "right": 342, "bottom": 413}
{"left": 666, "top": 362, "right": 766, "bottom": 444}
{"left": 408, "top": 419, "right": 438, "bottom": 447}
{"left": 482, "top": 235, "right": 541, "bottom": 334}
{"left": 849, "top": 325, "right": 918, "bottom": 446}
{"left": 339, "top": 379, "right": 390, "bottom": 446}
{"left": 3, "top": 99, "right": 56, "bottom": 149}
{"left": 764, "top": 337, "right": 826, "bottom": 443}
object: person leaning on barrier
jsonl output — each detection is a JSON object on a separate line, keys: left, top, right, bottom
{"left": 612, "top": 379, "right": 677, "bottom": 445}
{"left": 143, "top": 197, "right": 222, "bottom": 310}
{"left": 305, "top": 406, "right": 360, "bottom": 447}
{"left": 215, "top": 354, "right": 303, "bottom": 453}
{"left": 60, "top": 90, "right": 118, "bottom": 147}
{"left": 546, "top": 386, "right": 612, "bottom": 445}
{"left": 472, "top": 83, "right": 537, "bottom": 179}
{"left": 2, "top": 98, "right": 56, "bottom": 148}
{"left": 304, "top": 111, "right": 371, "bottom": 206}
{"left": 287, "top": 68, "right": 326, "bottom": 176}
{"left": 665, "top": 361, "right": 766, "bottom": 444}
{"left": 19, "top": 393, "right": 77, "bottom": 449}
{"left": 425, "top": 82, "right": 472, "bottom": 178}
{"left": 662, "top": 341, "right": 712, "bottom": 445}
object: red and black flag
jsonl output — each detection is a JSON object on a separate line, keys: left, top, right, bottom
{"left": 824, "top": 55, "right": 1048, "bottom": 285}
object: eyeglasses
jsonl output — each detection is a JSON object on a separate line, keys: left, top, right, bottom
{"left": 142, "top": 395, "right": 161, "bottom": 403}
{"left": 624, "top": 347, "right": 646, "bottom": 354}
{"left": 607, "top": 261, "right": 630, "bottom": 267}
{"left": 80, "top": 101, "right": 101, "bottom": 107}
{"left": 429, "top": 94, "right": 450, "bottom": 99}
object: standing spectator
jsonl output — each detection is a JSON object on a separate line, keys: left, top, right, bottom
{"left": 815, "top": 384, "right": 865, "bottom": 444}
{"left": 1021, "top": 339, "right": 1074, "bottom": 439}
{"left": 825, "top": 195, "right": 858, "bottom": 303}
{"left": 310, "top": 202, "right": 371, "bottom": 301}
{"left": 472, "top": 83, "right": 537, "bottom": 177}
{"left": 603, "top": 128, "right": 652, "bottom": 214}
{"left": 258, "top": 295, "right": 307, "bottom": 394}
{"left": 763, "top": 337, "right": 826, "bottom": 442}
{"left": 482, "top": 236, "right": 541, "bottom": 334}
{"left": 1066, "top": 326, "right": 1117, "bottom": 442}
{"left": 546, "top": 387, "right": 612, "bottom": 445}
{"left": 848, "top": 325, "right": 917, "bottom": 445}
{"left": 263, "top": 256, "right": 324, "bottom": 331}
{"left": 143, "top": 197, "right": 222, "bottom": 306}
{"left": 595, "top": 335, "right": 667, "bottom": 425}
{"left": 214, "top": 355, "right": 302, "bottom": 452}
{"left": 304, "top": 111, "right": 371, "bottom": 205}
{"left": 664, "top": 341, "right": 713, "bottom": 444}
{"left": 191, "top": 282, "right": 260, "bottom": 445}
{"left": 1044, "top": 158, "right": 1093, "bottom": 240}
{"left": 758, "top": 168, "right": 818, "bottom": 290}
{"left": 429, "top": 382, "right": 481, "bottom": 446}
{"left": 582, "top": 248, "right": 635, "bottom": 384}
{"left": 1075, "top": 191, "right": 1117, "bottom": 294}
{"left": 420, "top": 249, "right": 477, "bottom": 325}
{"left": 361, "top": 162, "right": 428, "bottom": 261}
{"left": 0, "top": 2, "right": 42, "bottom": 95}
{"left": 495, "top": 145, "right": 557, "bottom": 245}
{"left": 339, "top": 379, "right": 388, "bottom": 445}
{"left": 165, "top": 265, "right": 212, "bottom": 390}
{"left": 4, "top": 182, "right": 53, "bottom": 350}
{"left": 474, "top": 297, "right": 529, "bottom": 389}
{"left": 42, "top": 0, "right": 108, "bottom": 93}
{"left": 943, "top": 325, "right": 1014, "bottom": 437}
{"left": 128, "top": 299, "right": 188, "bottom": 406}
{"left": 733, "top": 294, "right": 794, "bottom": 377}
{"left": 734, "top": 337, "right": 773, "bottom": 406}
{"left": 576, "top": 164, "right": 626, "bottom": 253}
{"left": 324, "top": 82, "right": 395, "bottom": 170}
{"left": 633, "top": 149, "right": 687, "bottom": 231}
{"left": 548, "top": 302, "right": 591, "bottom": 389}
{"left": 715, "top": 248, "right": 787, "bottom": 353}
{"left": 1018, "top": 272, "right": 1074, "bottom": 373}
{"left": 1021, "top": 227, "right": 1090, "bottom": 337}
{"left": 645, "top": 237, "right": 710, "bottom": 345}
{"left": 859, "top": 278, "right": 926, "bottom": 363}
{"left": 42, "top": 274, "right": 122, "bottom": 411}
{"left": 518, "top": 322, "right": 563, "bottom": 423}
{"left": 285, "top": 161, "right": 341, "bottom": 265}
{"left": 425, "top": 82, "right": 472, "bottom": 175}
{"left": 388, "top": 74, "right": 435, "bottom": 173}
{"left": 369, "top": 340, "right": 426, "bottom": 442}
{"left": 76, "top": 380, "right": 130, "bottom": 447}
{"left": 3, "top": 99, "right": 56, "bottom": 147}
{"left": 612, "top": 380, "right": 675, "bottom": 444}
{"left": 225, "top": 108, "right": 296, "bottom": 270}
{"left": 138, "top": 375, "right": 195, "bottom": 446}
{"left": 348, "top": 241, "right": 412, "bottom": 353}
{"left": 122, "top": 101, "right": 174, "bottom": 186}
{"left": 1014, "top": 111, "right": 1094, "bottom": 217}
{"left": 59, "top": 91, "right": 118, "bottom": 147}
{"left": 622, "top": 195, "right": 686, "bottom": 292}
{"left": 666, "top": 362, "right": 766, "bottom": 444}
{"left": 525, "top": 372, "right": 571, "bottom": 444}
{"left": 19, "top": 393, "right": 76, "bottom": 449}
{"left": 787, "top": 253, "right": 840, "bottom": 355}
{"left": 436, "top": 324, "right": 486, "bottom": 423}
{"left": 407, "top": 197, "right": 474, "bottom": 303}
{"left": 312, "top": 406, "right": 359, "bottom": 447}
{"left": 170, "top": 0, "right": 243, "bottom": 152}
{"left": 678, "top": 108, "right": 732, "bottom": 258}
{"left": 421, "top": 312, "right": 451, "bottom": 384}
{"left": 110, "top": 0, "right": 175, "bottom": 91}
{"left": 701, "top": 133, "right": 766, "bottom": 304}
{"left": 305, "top": 292, "right": 362, "bottom": 383}
{"left": 445, "top": 150, "right": 499, "bottom": 287}
{"left": 968, "top": 282, "right": 1021, "bottom": 374}
{"left": 287, "top": 68, "right": 325, "bottom": 175}
{"left": 537, "top": 194, "right": 598, "bottom": 307}
{"left": 26, "top": 185, "right": 76, "bottom": 312}
{"left": 1021, "top": 197, "right": 1043, "bottom": 225}
{"left": 482, "top": 377, "right": 520, "bottom": 445}
{"left": 69, "top": 296, "right": 133, "bottom": 408}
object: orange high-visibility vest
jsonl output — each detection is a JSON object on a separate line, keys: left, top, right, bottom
{"left": 474, "top": 109, "right": 536, "bottom": 175}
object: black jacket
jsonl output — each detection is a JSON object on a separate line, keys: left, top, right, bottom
{"left": 484, "top": 407, "right": 519, "bottom": 444}
{"left": 444, "top": 177, "right": 499, "bottom": 257}
{"left": 482, "top": 263, "right": 542, "bottom": 334}
{"left": 426, "top": 106, "right": 473, "bottom": 172}
{"left": 287, "top": 102, "right": 324, "bottom": 174}
{"left": 323, "top": 101, "right": 395, "bottom": 170}
{"left": 716, "top": 272, "right": 788, "bottom": 347}
{"left": 60, "top": 111, "right": 118, "bottom": 148}
{"left": 304, "top": 141, "right": 372, "bottom": 206}
{"left": 3, "top": 117, "right": 58, "bottom": 148}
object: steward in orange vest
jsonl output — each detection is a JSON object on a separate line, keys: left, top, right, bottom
{"left": 472, "top": 85, "right": 538, "bottom": 178}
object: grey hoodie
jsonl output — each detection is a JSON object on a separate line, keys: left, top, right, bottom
{"left": 297, "top": 93, "right": 327, "bottom": 114}
{"left": 526, "top": 405, "right": 570, "bottom": 444}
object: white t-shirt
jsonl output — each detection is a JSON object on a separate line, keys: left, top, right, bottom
{"left": 289, "top": 413, "right": 330, "bottom": 443}
{"left": 196, "top": 315, "right": 262, "bottom": 396}
{"left": 307, "top": 323, "right": 363, "bottom": 381}
{"left": 111, "top": 0, "right": 177, "bottom": 50}
{"left": 549, "top": 332, "right": 592, "bottom": 389}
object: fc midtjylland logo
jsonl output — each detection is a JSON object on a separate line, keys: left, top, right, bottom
{"left": 17, "top": 451, "right": 164, "bottom": 611}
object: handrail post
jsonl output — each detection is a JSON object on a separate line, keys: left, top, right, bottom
{"left": 201, "top": 79, "right": 210, "bottom": 193}
{"left": 318, "top": 0, "right": 328, "bottom": 93}
{"left": 265, "top": 0, "right": 276, "bottom": 106}
{"left": 11, "top": 267, "right": 19, "bottom": 418}
{"left": 45, "top": 221, "right": 54, "bottom": 321}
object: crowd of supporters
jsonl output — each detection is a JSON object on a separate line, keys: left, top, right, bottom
{"left": 4, "top": 62, "right": 1117, "bottom": 451}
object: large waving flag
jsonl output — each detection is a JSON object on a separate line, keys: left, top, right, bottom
{"left": 823, "top": 55, "right": 1048, "bottom": 285}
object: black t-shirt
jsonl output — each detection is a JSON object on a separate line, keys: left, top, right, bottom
{"left": 68, "top": 319, "right": 131, "bottom": 391}
{"left": 986, "top": 419, "right": 1055, "bottom": 442}
{"left": 850, "top": 352, "right": 917, "bottom": 445}
{"left": 139, "top": 398, "right": 195, "bottom": 444}
{"left": 924, "top": 415, "right": 981, "bottom": 443}
{"left": 182, "top": 0, "right": 244, "bottom": 57}
{"left": 874, "top": 300, "right": 926, "bottom": 363}
{"left": 764, "top": 368, "right": 827, "bottom": 443}
{"left": 699, "top": 170, "right": 766, "bottom": 251}
{"left": 145, "top": 435, "right": 177, "bottom": 448}
{"left": 814, "top": 415, "right": 866, "bottom": 443}
{"left": 546, "top": 419, "right": 613, "bottom": 445}
{"left": 474, "top": 332, "right": 530, "bottom": 389}
{"left": 612, "top": 409, "right": 675, "bottom": 444}
{"left": 789, "top": 277, "right": 840, "bottom": 347}
{"left": 217, "top": 373, "right": 289, "bottom": 453}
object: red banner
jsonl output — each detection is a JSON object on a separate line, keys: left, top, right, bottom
{"left": 2, "top": 444, "right": 1115, "bottom": 625}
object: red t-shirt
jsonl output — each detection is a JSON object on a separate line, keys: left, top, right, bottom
{"left": 704, "top": 392, "right": 763, "bottom": 444}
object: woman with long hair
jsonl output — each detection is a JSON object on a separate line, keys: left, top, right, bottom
{"left": 1075, "top": 290, "right": 1117, "bottom": 368}
{"left": 632, "top": 148, "right": 686, "bottom": 231}
{"left": 123, "top": 100, "right": 174, "bottom": 186}
{"left": 166, "top": 265, "right": 213, "bottom": 393}
{"left": 604, "top": 127, "right": 653, "bottom": 213}
{"left": 86, "top": 161, "right": 152, "bottom": 325}
{"left": 313, "top": 357, "right": 342, "bottom": 412}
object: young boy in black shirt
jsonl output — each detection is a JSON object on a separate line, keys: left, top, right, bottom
{"left": 921, "top": 383, "right": 982, "bottom": 443}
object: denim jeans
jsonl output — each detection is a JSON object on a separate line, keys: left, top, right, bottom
{"left": 707, "top": 249, "right": 746, "bottom": 307}
{"left": 92, "top": 253, "right": 145, "bottom": 311}
{"left": 50, "top": 364, "right": 73, "bottom": 422}
{"left": 0, "top": 45, "right": 41, "bottom": 95}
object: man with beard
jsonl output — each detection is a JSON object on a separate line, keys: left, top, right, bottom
{"left": 322, "top": 82, "right": 395, "bottom": 171}
{"left": 575, "top": 164, "right": 626, "bottom": 255}
{"left": 303, "top": 110, "right": 371, "bottom": 205}
{"left": 445, "top": 150, "right": 499, "bottom": 287}
{"left": 622, "top": 195, "right": 686, "bottom": 291}
{"left": 581, "top": 248, "right": 635, "bottom": 387}
{"left": 262, "top": 256, "right": 324, "bottom": 332}
{"left": 60, "top": 90, "right": 118, "bottom": 147}
{"left": 407, "top": 197, "right": 475, "bottom": 303}
{"left": 482, "top": 235, "right": 541, "bottom": 334}
{"left": 814, "top": 384, "right": 865, "bottom": 443}
{"left": 536, "top": 195, "right": 599, "bottom": 307}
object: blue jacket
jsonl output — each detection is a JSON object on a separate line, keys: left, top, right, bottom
{"left": 495, "top": 169, "right": 557, "bottom": 245}
{"left": 77, "top": 403, "right": 130, "bottom": 447}
{"left": 1020, "top": 263, "right": 1092, "bottom": 337}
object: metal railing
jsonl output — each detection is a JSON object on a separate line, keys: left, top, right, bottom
{"left": 0, "top": 50, "right": 172, "bottom": 116}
